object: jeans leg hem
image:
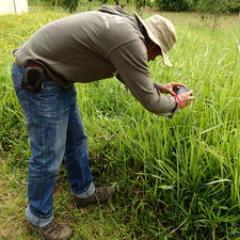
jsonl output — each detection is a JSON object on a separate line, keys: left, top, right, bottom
{"left": 26, "top": 206, "right": 54, "bottom": 228}
{"left": 72, "top": 182, "right": 95, "bottom": 198}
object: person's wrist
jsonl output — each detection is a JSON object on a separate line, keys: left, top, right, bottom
{"left": 174, "top": 95, "right": 185, "bottom": 108}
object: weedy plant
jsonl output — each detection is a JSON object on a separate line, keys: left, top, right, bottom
{"left": 0, "top": 7, "right": 239, "bottom": 240}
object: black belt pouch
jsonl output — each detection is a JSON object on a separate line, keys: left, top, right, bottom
{"left": 22, "top": 65, "right": 45, "bottom": 93}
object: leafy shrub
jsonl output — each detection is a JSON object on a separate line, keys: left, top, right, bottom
{"left": 196, "top": 0, "right": 240, "bottom": 14}
{"left": 155, "top": 0, "right": 240, "bottom": 13}
{"left": 156, "top": 0, "right": 195, "bottom": 11}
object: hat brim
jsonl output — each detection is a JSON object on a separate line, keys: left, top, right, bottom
{"left": 134, "top": 13, "right": 172, "bottom": 67}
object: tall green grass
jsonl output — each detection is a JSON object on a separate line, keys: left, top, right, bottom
{"left": 0, "top": 7, "right": 239, "bottom": 240}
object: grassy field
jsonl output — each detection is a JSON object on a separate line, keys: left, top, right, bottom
{"left": 0, "top": 5, "right": 240, "bottom": 240}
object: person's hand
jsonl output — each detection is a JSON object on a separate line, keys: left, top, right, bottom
{"left": 174, "top": 91, "right": 194, "bottom": 109}
{"left": 155, "top": 82, "right": 185, "bottom": 96}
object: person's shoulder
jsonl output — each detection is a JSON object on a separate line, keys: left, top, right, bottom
{"left": 107, "top": 17, "right": 142, "bottom": 42}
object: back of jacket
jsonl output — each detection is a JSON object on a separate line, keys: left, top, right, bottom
{"left": 15, "top": 10, "right": 143, "bottom": 83}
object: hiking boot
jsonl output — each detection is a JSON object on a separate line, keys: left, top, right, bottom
{"left": 28, "top": 220, "right": 72, "bottom": 240}
{"left": 75, "top": 186, "right": 114, "bottom": 208}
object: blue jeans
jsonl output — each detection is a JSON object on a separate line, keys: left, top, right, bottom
{"left": 12, "top": 64, "right": 94, "bottom": 227}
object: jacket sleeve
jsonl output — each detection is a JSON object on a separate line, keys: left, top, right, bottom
{"left": 108, "top": 39, "right": 177, "bottom": 116}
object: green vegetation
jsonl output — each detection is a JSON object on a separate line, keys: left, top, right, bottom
{"left": 157, "top": 0, "right": 240, "bottom": 13}
{"left": 0, "top": 5, "right": 240, "bottom": 240}
{"left": 30, "top": 0, "right": 240, "bottom": 13}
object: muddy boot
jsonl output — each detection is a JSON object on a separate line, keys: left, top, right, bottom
{"left": 75, "top": 186, "right": 114, "bottom": 208}
{"left": 29, "top": 220, "right": 72, "bottom": 240}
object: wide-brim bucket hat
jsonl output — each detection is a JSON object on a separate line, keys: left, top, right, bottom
{"left": 134, "top": 13, "right": 176, "bottom": 67}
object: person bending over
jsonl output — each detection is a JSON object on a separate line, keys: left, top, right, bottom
{"left": 12, "top": 5, "right": 193, "bottom": 240}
